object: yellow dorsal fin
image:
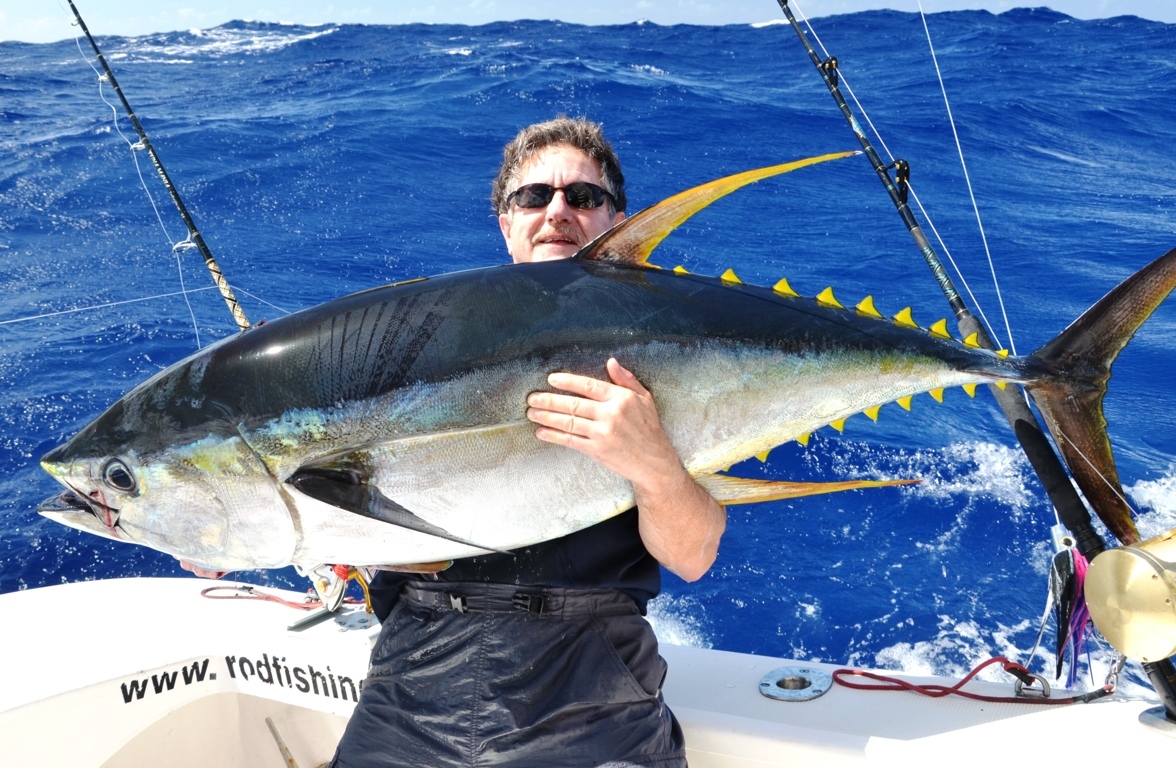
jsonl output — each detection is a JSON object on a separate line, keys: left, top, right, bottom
{"left": 816, "top": 287, "right": 844, "bottom": 309}
{"left": 672, "top": 265, "right": 690, "bottom": 275}
{"left": 698, "top": 474, "right": 921, "bottom": 506}
{"left": 720, "top": 268, "right": 742, "bottom": 284}
{"left": 773, "top": 278, "right": 800, "bottom": 297}
{"left": 830, "top": 418, "right": 846, "bottom": 432}
{"left": 796, "top": 433, "right": 811, "bottom": 446}
{"left": 755, "top": 449, "right": 771, "bottom": 463}
{"left": 962, "top": 383, "right": 977, "bottom": 397}
{"left": 929, "top": 388, "right": 944, "bottom": 403}
{"left": 577, "top": 151, "right": 858, "bottom": 264}
{"left": 962, "top": 332, "right": 981, "bottom": 348}
{"left": 893, "top": 307, "right": 919, "bottom": 329}
{"left": 928, "top": 319, "right": 951, "bottom": 339}
{"left": 996, "top": 349, "right": 1010, "bottom": 358}
{"left": 896, "top": 395, "right": 913, "bottom": 411}
{"left": 864, "top": 404, "right": 881, "bottom": 421}
{"left": 856, "top": 295, "right": 883, "bottom": 318}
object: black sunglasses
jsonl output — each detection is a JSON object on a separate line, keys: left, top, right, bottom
{"left": 506, "top": 182, "right": 616, "bottom": 211}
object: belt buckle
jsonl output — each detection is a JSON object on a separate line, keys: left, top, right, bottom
{"left": 512, "top": 592, "right": 546, "bottom": 614}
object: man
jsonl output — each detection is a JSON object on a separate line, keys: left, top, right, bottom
{"left": 330, "top": 116, "right": 726, "bottom": 767}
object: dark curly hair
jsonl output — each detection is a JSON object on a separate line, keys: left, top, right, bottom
{"left": 491, "top": 116, "right": 626, "bottom": 215}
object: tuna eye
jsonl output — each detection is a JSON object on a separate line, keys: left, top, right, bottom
{"left": 102, "top": 459, "right": 136, "bottom": 493}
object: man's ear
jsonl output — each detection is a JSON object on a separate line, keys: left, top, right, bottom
{"left": 498, "top": 212, "right": 513, "bottom": 256}
{"left": 612, "top": 211, "right": 626, "bottom": 225}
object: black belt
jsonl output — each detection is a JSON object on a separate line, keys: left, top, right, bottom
{"left": 400, "top": 581, "right": 637, "bottom": 619}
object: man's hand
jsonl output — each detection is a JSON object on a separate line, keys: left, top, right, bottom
{"left": 526, "top": 358, "right": 679, "bottom": 490}
{"left": 526, "top": 358, "right": 726, "bottom": 581}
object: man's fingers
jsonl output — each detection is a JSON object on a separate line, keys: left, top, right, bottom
{"left": 527, "top": 406, "right": 593, "bottom": 437}
{"left": 527, "top": 391, "right": 600, "bottom": 419}
{"left": 545, "top": 371, "right": 615, "bottom": 401}
{"left": 606, "top": 358, "right": 650, "bottom": 396}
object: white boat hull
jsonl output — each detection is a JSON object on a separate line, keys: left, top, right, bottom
{"left": 0, "top": 578, "right": 1170, "bottom": 766}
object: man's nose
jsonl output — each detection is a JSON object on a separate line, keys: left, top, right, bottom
{"left": 545, "top": 190, "right": 573, "bottom": 220}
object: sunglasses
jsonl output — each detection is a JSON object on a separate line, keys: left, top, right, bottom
{"left": 506, "top": 182, "right": 616, "bottom": 211}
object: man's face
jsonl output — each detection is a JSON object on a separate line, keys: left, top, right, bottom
{"left": 498, "top": 144, "right": 625, "bottom": 263}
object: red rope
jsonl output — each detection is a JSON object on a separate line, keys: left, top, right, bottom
{"left": 832, "top": 656, "right": 1112, "bottom": 705}
{"left": 200, "top": 584, "right": 362, "bottom": 611}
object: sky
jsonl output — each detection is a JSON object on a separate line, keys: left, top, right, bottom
{"left": 2, "top": 0, "right": 1171, "bottom": 44}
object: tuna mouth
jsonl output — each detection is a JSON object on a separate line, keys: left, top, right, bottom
{"left": 38, "top": 488, "right": 122, "bottom": 538}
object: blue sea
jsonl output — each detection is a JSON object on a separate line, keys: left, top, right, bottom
{"left": 2, "top": 7, "right": 1174, "bottom": 695}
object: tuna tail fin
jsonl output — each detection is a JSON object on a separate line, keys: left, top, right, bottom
{"left": 1028, "top": 246, "right": 1176, "bottom": 545}
{"left": 578, "top": 151, "right": 859, "bottom": 265}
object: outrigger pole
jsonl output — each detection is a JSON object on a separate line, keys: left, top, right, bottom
{"left": 67, "top": 1, "right": 251, "bottom": 333}
{"left": 773, "top": 0, "right": 1106, "bottom": 559}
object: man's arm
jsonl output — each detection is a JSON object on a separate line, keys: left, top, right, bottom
{"left": 526, "top": 358, "right": 726, "bottom": 582}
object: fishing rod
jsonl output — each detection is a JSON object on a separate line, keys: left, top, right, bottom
{"left": 67, "top": 0, "right": 251, "bottom": 333}
{"left": 776, "top": 0, "right": 1176, "bottom": 721}
{"left": 773, "top": 0, "right": 1107, "bottom": 560}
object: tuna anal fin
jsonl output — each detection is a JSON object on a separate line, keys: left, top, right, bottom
{"left": 578, "top": 151, "right": 858, "bottom": 265}
{"left": 698, "top": 474, "right": 919, "bottom": 505}
{"left": 286, "top": 468, "right": 509, "bottom": 554}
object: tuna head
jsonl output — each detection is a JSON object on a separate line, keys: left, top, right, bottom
{"left": 37, "top": 353, "right": 297, "bottom": 571}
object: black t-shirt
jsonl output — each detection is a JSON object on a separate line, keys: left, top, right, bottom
{"left": 368, "top": 507, "right": 660, "bottom": 619}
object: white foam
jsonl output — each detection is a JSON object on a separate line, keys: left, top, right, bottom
{"left": 647, "top": 594, "right": 713, "bottom": 649}
{"left": 118, "top": 26, "right": 339, "bottom": 60}
{"left": 1126, "top": 464, "right": 1176, "bottom": 538}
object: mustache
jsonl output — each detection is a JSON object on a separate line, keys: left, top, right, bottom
{"left": 531, "top": 225, "right": 581, "bottom": 246}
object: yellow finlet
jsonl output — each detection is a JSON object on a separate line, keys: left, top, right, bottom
{"left": 773, "top": 278, "right": 800, "bottom": 297}
{"left": 928, "top": 319, "right": 951, "bottom": 339}
{"left": 929, "top": 388, "right": 945, "bottom": 403}
{"left": 962, "top": 332, "right": 981, "bottom": 348}
{"left": 962, "top": 383, "right": 978, "bottom": 398}
{"left": 579, "top": 151, "right": 859, "bottom": 264}
{"left": 897, "top": 395, "right": 913, "bottom": 411}
{"left": 864, "top": 404, "right": 881, "bottom": 421}
{"left": 755, "top": 449, "right": 771, "bottom": 463}
{"left": 996, "top": 381, "right": 1008, "bottom": 390}
{"left": 673, "top": 265, "right": 690, "bottom": 275}
{"left": 796, "top": 433, "right": 811, "bottom": 446}
{"left": 720, "top": 268, "right": 743, "bottom": 284}
{"left": 830, "top": 418, "right": 846, "bottom": 432}
{"left": 816, "top": 287, "right": 844, "bottom": 309}
{"left": 856, "top": 295, "right": 883, "bottom": 318}
{"left": 893, "top": 307, "right": 919, "bottom": 329}
{"left": 996, "top": 349, "right": 1010, "bottom": 358}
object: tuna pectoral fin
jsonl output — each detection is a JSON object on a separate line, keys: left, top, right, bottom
{"left": 286, "top": 468, "right": 509, "bottom": 554}
{"left": 1027, "top": 246, "right": 1176, "bottom": 545}
{"left": 698, "top": 474, "right": 919, "bottom": 505}
{"left": 578, "top": 151, "right": 858, "bottom": 265}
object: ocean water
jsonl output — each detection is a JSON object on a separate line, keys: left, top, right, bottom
{"left": 2, "top": 7, "right": 1174, "bottom": 695}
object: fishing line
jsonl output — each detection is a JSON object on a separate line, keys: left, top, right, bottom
{"left": 71, "top": 23, "right": 203, "bottom": 348}
{"left": 916, "top": 1, "right": 1017, "bottom": 355}
{"left": 233, "top": 287, "right": 293, "bottom": 316}
{"left": 1051, "top": 425, "right": 1141, "bottom": 518}
{"left": 790, "top": 0, "right": 1007, "bottom": 351}
{"left": 0, "top": 287, "right": 217, "bottom": 326}
{"left": 67, "top": 0, "right": 252, "bottom": 334}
